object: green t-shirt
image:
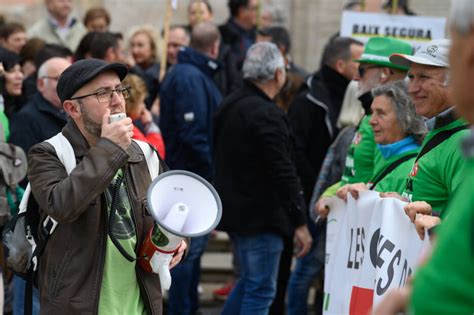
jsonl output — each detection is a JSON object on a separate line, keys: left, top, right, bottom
{"left": 0, "top": 110, "right": 9, "bottom": 141}
{"left": 99, "top": 170, "right": 146, "bottom": 315}
{"left": 409, "top": 149, "right": 474, "bottom": 315}
{"left": 341, "top": 115, "right": 376, "bottom": 184}
{"left": 369, "top": 148, "right": 418, "bottom": 194}
{"left": 402, "top": 119, "right": 469, "bottom": 217}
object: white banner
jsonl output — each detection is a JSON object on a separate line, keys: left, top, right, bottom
{"left": 323, "top": 191, "right": 430, "bottom": 315}
{"left": 340, "top": 11, "right": 446, "bottom": 48}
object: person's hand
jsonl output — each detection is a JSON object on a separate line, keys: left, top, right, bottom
{"left": 348, "top": 183, "right": 369, "bottom": 200}
{"left": 151, "top": 98, "right": 161, "bottom": 117}
{"left": 315, "top": 197, "right": 330, "bottom": 219}
{"left": 293, "top": 225, "right": 312, "bottom": 258}
{"left": 404, "top": 201, "right": 432, "bottom": 222}
{"left": 372, "top": 286, "right": 411, "bottom": 315}
{"left": 336, "top": 184, "right": 351, "bottom": 201}
{"left": 101, "top": 109, "right": 134, "bottom": 150}
{"left": 139, "top": 107, "right": 153, "bottom": 125}
{"left": 414, "top": 214, "right": 441, "bottom": 240}
{"left": 169, "top": 240, "right": 187, "bottom": 269}
{"left": 379, "top": 191, "right": 408, "bottom": 202}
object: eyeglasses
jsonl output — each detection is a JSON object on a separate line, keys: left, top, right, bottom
{"left": 70, "top": 86, "right": 131, "bottom": 103}
{"left": 358, "top": 65, "right": 381, "bottom": 77}
{"left": 41, "top": 76, "right": 60, "bottom": 81}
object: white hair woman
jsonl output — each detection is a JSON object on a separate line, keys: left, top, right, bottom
{"left": 335, "top": 80, "right": 427, "bottom": 200}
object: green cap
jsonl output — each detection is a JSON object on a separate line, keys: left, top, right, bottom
{"left": 354, "top": 37, "right": 413, "bottom": 71}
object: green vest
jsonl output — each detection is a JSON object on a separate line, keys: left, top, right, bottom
{"left": 369, "top": 148, "right": 418, "bottom": 194}
{"left": 341, "top": 115, "right": 376, "bottom": 184}
{"left": 402, "top": 119, "right": 469, "bottom": 217}
{"left": 410, "top": 137, "right": 474, "bottom": 314}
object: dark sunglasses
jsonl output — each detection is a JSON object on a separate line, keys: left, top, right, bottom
{"left": 358, "top": 65, "right": 381, "bottom": 77}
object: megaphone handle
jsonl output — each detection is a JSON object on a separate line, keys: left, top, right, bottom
{"left": 150, "top": 251, "right": 173, "bottom": 291}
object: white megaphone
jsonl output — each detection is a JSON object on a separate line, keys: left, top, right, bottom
{"left": 138, "top": 170, "right": 222, "bottom": 291}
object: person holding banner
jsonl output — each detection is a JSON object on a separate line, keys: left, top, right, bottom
{"left": 316, "top": 37, "right": 412, "bottom": 217}
{"left": 375, "top": 1, "right": 474, "bottom": 313}
{"left": 388, "top": 39, "right": 470, "bottom": 218}
{"left": 336, "top": 80, "right": 426, "bottom": 199}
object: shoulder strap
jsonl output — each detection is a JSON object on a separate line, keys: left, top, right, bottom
{"left": 370, "top": 153, "right": 418, "bottom": 190}
{"left": 21, "top": 132, "right": 77, "bottom": 274}
{"left": 132, "top": 139, "right": 160, "bottom": 180}
{"left": 44, "top": 133, "right": 76, "bottom": 174}
{"left": 18, "top": 133, "right": 76, "bottom": 215}
{"left": 415, "top": 124, "right": 469, "bottom": 163}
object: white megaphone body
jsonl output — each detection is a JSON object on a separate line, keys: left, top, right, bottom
{"left": 138, "top": 170, "right": 222, "bottom": 291}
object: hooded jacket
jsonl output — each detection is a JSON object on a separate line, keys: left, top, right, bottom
{"left": 160, "top": 47, "right": 222, "bottom": 182}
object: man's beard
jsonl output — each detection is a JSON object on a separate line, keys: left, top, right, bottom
{"left": 79, "top": 103, "right": 102, "bottom": 138}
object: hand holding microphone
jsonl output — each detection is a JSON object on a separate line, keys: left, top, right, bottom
{"left": 101, "top": 109, "right": 134, "bottom": 150}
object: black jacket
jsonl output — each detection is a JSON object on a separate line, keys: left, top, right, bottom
{"left": 218, "top": 19, "right": 256, "bottom": 70}
{"left": 214, "top": 81, "right": 306, "bottom": 238}
{"left": 288, "top": 65, "right": 350, "bottom": 205}
{"left": 214, "top": 43, "right": 242, "bottom": 96}
{"left": 10, "top": 92, "right": 68, "bottom": 155}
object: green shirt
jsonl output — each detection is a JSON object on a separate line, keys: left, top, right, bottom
{"left": 0, "top": 110, "right": 9, "bottom": 141}
{"left": 341, "top": 115, "right": 376, "bottom": 184}
{"left": 402, "top": 119, "right": 469, "bottom": 217}
{"left": 410, "top": 141, "right": 474, "bottom": 314}
{"left": 99, "top": 170, "right": 146, "bottom": 315}
{"left": 369, "top": 149, "right": 419, "bottom": 194}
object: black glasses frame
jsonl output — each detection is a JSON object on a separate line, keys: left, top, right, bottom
{"left": 70, "top": 86, "right": 131, "bottom": 103}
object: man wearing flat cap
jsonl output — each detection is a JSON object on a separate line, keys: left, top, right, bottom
{"left": 388, "top": 39, "right": 470, "bottom": 220}
{"left": 27, "top": 58, "right": 186, "bottom": 314}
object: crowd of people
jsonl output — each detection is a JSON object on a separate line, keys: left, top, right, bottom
{"left": 0, "top": 0, "right": 472, "bottom": 314}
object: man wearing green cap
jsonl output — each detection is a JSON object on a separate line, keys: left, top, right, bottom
{"left": 316, "top": 36, "right": 412, "bottom": 217}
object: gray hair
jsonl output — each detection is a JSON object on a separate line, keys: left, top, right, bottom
{"left": 450, "top": 0, "right": 474, "bottom": 34}
{"left": 372, "top": 80, "right": 427, "bottom": 144}
{"left": 243, "top": 42, "right": 285, "bottom": 83}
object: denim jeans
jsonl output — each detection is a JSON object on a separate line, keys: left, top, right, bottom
{"left": 287, "top": 221, "right": 324, "bottom": 315}
{"left": 221, "top": 232, "right": 284, "bottom": 315}
{"left": 13, "top": 275, "right": 40, "bottom": 315}
{"left": 167, "top": 234, "right": 209, "bottom": 315}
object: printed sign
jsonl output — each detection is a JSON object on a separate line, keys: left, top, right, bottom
{"left": 323, "top": 191, "right": 430, "bottom": 315}
{"left": 340, "top": 11, "right": 446, "bottom": 47}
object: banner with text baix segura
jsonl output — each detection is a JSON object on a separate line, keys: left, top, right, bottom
{"left": 323, "top": 191, "right": 430, "bottom": 315}
{"left": 340, "top": 11, "right": 446, "bottom": 49}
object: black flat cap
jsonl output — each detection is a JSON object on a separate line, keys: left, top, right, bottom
{"left": 57, "top": 58, "right": 128, "bottom": 103}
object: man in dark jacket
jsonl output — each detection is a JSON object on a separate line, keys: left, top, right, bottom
{"left": 288, "top": 37, "right": 363, "bottom": 206}
{"left": 10, "top": 57, "right": 70, "bottom": 159}
{"left": 286, "top": 36, "right": 363, "bottom": 315}
{"left": 159, "top": 21, "right": 222, "bottom": 315}
{"left": 219, "top": 0, "right": 257, "bottom": 70}
{"left": 215, "top": 42, "right": 312, "bottom": 314}
{"left": 27, "top": 58, "right": 186, "bottom": 314}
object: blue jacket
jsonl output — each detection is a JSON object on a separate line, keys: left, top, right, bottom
{"left": 160, "top": 47, "right": 222, "bottom": 181}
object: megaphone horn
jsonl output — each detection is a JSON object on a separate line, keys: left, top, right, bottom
{"left": 138, "top": 170, "right": 222, "bottom": 291}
